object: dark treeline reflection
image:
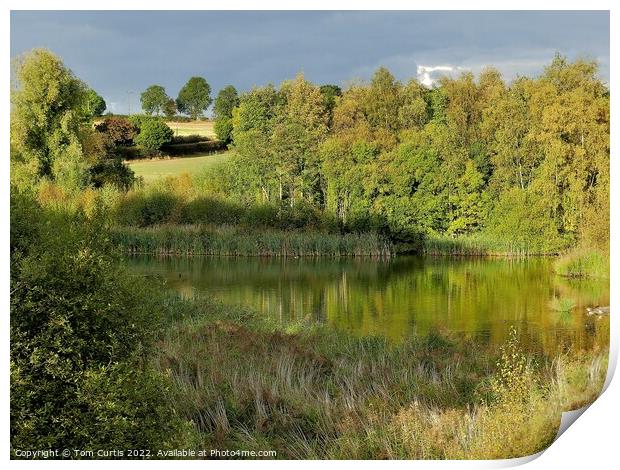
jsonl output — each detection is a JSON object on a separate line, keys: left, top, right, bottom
{"left": 126, "top": 256, "right": 609, "bottom": 353}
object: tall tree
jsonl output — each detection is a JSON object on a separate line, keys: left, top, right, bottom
{"left": 271, "top": 74, "right": 329, "bottom": 206}
{"left": 231, "top": 85, "right": 279, "bottom": 202}
{"left": 213, "top": 85, "right": 239, "bottom": 143}
{"left": 319, "top": 84, "right": 342, "bottom": 128}
{"left": 10, "top": 49, "right": 88, "bottom": 189}
{"left": 140, "top": 85, "right": 169, "bottom": 116}
{"left": 176, "top": 77, "right": 212, "bottom": 120}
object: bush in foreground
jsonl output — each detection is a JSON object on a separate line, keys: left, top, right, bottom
{"left": 10, "top": 190, "right": 188, "bottom": 453}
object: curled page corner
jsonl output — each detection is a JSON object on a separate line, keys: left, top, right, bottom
{"left": 484, "top": 406, "right": 593, "bottom": 468}
{"left": 554, "top": 405, "right": 591, "bottom": 441}
{"left": 487, "top": 338, "right": 616, "bottom": 468}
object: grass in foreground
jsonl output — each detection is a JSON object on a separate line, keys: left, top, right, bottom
{"left": 127, "top": 152, "right": 232, "bottom": 182}
{"left": 154, "top": 296, "right": 608, "bottom": 459}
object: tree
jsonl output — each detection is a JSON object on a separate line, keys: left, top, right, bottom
{"left": 231, "top": 85, "right": 279, "bottom": 202}
{"left": 140, "top": 85, "right": 169, "bottom": 116}
{"left": 163, "top": 98, "right": 177, "bottom": 119}
{"left": 176, "top": 76, "right": 212, "bottom": 120}
{"left": 399, "top": 79, "right": 428, "bottom": 129}
{"left": 10, "top": 48, "right": 89, "bottom": 189}
{"left": 271, "top": 74, "right": 329, "bottom": 206}
{"left": 213, "top": 85, "right": 239, "bottom": 142}
{"left": 319, "top": 84, "right": 342, "bottom": 127}
{"left": 85, "top": 89, "right": 106, "bottom": 118}
{"left": 365, "top": 67, "right": 402, "bottom": 133}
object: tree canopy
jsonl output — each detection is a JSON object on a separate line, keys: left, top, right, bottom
{"left": 222, "top": 57, "right": 609, "bottom": 252}
{"left": 176, "top": 76, "right": 212, "bottom": 120}
{"left": 213, "top": 85, "right": 239, "bottom": 142}
{"left": 140, "top": 85, "right": 170, "bottom": 116}
{"left": 85, "top": 89, "right": 107, "bottom": 118}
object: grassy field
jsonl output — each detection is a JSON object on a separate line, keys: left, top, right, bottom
{"left": 166, "top": 120, "right": 216, "bottom": 138}
{"left": 128, "top": 151, "right": 231, "bottom": 182}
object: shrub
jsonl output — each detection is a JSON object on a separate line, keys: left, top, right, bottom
{"left": 214, "top": 117, "right": 233, "bottom": 143}
{"left": 89, "top": 158, "right": 136, "bottom": 191}
{"left": 10, "top": 191, "right": 174, "bottom": 451}
{"left": 134, "top": 118, "right": 174, "bottom": 152}
{"left": 116, "top": 191, "right": 181, "bottom": 227}
{"left": 485, "top": 188, "right": 570, "bottom": 255}
{"left": 95, "top": 117, "right": 138, "bottom": 146}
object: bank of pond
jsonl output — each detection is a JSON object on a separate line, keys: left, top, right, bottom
{"left": 111, "top": 224, "right": 597, "bottom": 258}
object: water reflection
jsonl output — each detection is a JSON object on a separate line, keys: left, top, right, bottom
{"left": 125, "top": 255, "right": 609, "bottom": 353}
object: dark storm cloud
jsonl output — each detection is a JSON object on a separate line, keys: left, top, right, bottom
{"left": 10, "top": 11, "right": 609, "bottom": 114}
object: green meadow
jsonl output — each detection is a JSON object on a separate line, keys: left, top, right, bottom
{"left": 127, "top": 151, "right": 232, "bottom": 182}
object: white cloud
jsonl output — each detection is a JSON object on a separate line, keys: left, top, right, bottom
{"left": 416, "top": 65, "right": 464, "bottom": 87}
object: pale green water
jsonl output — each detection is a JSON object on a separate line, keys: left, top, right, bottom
{"left": 125, "top": 255, "right": 609, "bottom": 352}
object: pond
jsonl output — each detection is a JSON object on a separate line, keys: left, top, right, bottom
{"left": 125, "top": 255, "right": 609, "bottom": 353}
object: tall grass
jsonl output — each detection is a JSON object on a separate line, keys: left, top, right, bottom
{"left": 112, "top": 224, "right": 393, "bottom": 257}
{"left": 422, "top": 233, "right": 562, "bottom": 256}
{"left": 153, "top": 296, "right": 608, "bottom": 459}
{"left": 555, "top": 248, "right": 610, "bottom": 279}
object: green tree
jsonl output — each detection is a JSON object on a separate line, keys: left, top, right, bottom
{"left": 319, "top": 84, "right": 342, "bottom": 127}
{"left": 176, "top": 76, "right": 212, "bottom": 120}
{"left": 213, "top": 85, "right": 239, "bottom": 142}
{"left": 10, "top": 49, "right": 89, "bottom": 189}
{"left": 448, "top": 160, "right": 488, "bottom": 235}
{"left": 231, "top": 85, "right": 279, "bottom": 202}
{"left": 140, "top": 85, "right": 169, "bottom": 116}
{"left": 85, "top": 89, "right": 106, "bottom": 118}
{"left": 271, "top": 74, "right": 329, "bottom": 206}
{"left": 399, "top": 79, "right": 428, "bottom": 130}
{"left": 163, "top": 98, "right": 177, "bottom": 119}
{"left": 365, "top": 67, "right": 402, "bottom": 133}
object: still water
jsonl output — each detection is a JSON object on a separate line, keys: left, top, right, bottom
{"left": 126, "top": 255, "right": 609, "bottom": 353}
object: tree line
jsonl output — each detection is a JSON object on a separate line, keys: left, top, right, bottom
{"left": 219, "top": 57, "right": 609, "bottom": 252}
{"left": 10, "top": 49, "right": 610, "bottom": 254}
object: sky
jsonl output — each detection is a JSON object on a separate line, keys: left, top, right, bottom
{"left": 10, "top": 10, "right": 610, "bottom": 115}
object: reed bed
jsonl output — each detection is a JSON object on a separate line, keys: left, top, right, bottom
{"left": 422, "top": 234, "right": 560, "bottom": 256}
{"left": 112, "top": 224, "right": 393, "bottom": 257}
{"left": 554, "top": 248, "right": 610, "bottom": 279}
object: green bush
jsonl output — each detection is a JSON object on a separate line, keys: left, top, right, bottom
{"left": 89, "top": 158, "right": 135, "bottom": 190}
{"left": 10, "top": 190, "right": 179, "bottom": 452}
{"left": 134, "top": 118, "right": 174, "bottom": 152}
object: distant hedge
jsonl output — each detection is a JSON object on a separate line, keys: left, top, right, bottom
{"left": 116, "top": 140, "right": 227, "bottom": 160}
{"left": 102, "top": 113, "right": 210, "bottom": 123}
{"left": 170, "top": 134, "right": 212, "bottom": 144}
{"left": 161, "top": 140, "right": 226, "bottom": 156}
